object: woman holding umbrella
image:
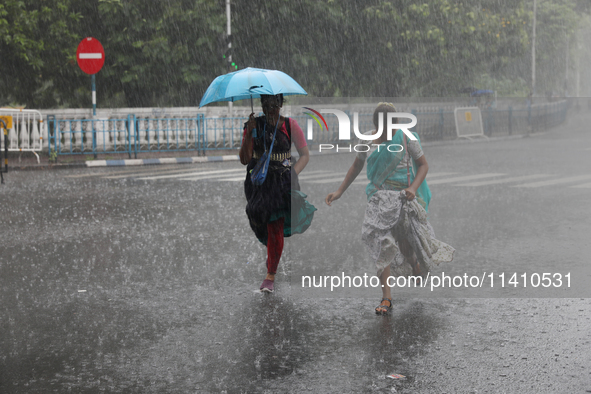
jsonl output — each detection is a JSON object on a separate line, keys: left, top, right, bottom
{"left": 240, "top": 94, "right": 316, "bottom": 293}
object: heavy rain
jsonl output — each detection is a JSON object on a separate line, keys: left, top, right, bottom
{"left": 1, "top": 1, "right": 591, "bottom": 393}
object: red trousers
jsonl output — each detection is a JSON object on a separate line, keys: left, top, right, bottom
{"left": 266, "top": 217, "right": 284, "bottom": 274}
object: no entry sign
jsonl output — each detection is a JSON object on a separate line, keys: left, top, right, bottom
{"left": 76, "top": 37, "right": 105, "bottom": 75}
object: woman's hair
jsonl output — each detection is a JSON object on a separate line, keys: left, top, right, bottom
{"left": 260, "top": 94, "right": 284, "bottom": 107}
{"left": 373, "top": 102, "right": 397, "bottom": 129}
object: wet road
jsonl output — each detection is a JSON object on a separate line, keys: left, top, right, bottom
{"left": 1, "top": 114, "right": 591, "bottom": 393}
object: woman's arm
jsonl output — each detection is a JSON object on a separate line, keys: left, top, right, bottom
{"left": 325, "top": 156, "right": 365, "bottom": 206}
{"left": 293, "top": 145, "right": 309, "bottom": 175}
{"left": 239, "top": 113, "right": 256, "bottom": 165}
{"left": 403, "top": 155, "right": 428, "bottom": 201}
{"left": 290, "top": 118, "right": 309, "bottom": 175}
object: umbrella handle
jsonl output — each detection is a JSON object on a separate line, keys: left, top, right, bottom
{"left": 247, "top": 86, "right": 262, "bottom": 114}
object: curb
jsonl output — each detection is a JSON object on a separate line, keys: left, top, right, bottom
{"left": 10, "top": 162, "right": 87, "bottom": 171}
{"left": 85, "top": 155, "right": 240, "bottom": 168}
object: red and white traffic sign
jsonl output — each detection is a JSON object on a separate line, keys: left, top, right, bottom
{"left": 76, "top": 37, "right": 105, "bottom": 75}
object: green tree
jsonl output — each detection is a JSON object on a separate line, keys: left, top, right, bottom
{"left": 533, "top": 0, "right": 580, "bottom": 95}
{"left": 0, "top": 0, "right": 84, "bottom": 107}
{"left": 0, "top": 0, "right": 588, "bottom": 108}
{"left": 94, "top": 0, "right": 225, "bottom": 107}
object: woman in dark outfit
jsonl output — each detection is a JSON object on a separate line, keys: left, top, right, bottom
{"left": 240, "top": 94, "right": 316, "bottom": 293}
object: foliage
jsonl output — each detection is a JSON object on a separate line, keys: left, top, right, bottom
{"left": 94, "top": 0, "right": 225, "bottom": 107}
{"left": 534, "top": 0, "right": 581, "bottom": 94}
{"left": 0, "top": 0, "right": 84, "bottom": 107}
{"left": 0, "top": 0, "right": 588, "bottom": 108}
{"left": 48, "top": 148, "right": 58, "bottom": 163}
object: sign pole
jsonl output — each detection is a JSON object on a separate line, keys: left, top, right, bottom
{"left": 0, "top": 118, "right": 8, "bottom": 184}
{"left": 227, "top": 0, "right": 232, "bottom": 118}
{"left": 92, "top": 74, "right": 96, "bottom": 117}
{"left": 91, "top": 73, "right": 97, "bottom": 158}
{"left": 531, "top": 0, "right": 537, "bottom": 97}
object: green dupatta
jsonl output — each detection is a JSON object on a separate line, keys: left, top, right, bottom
{"left": 365, "top": 129, "right": 432, "bottom": 212}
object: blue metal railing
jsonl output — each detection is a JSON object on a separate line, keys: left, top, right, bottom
{"left": 47, "top": 101, "right": 568, "bottom": 157}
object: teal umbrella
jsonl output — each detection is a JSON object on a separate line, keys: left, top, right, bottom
{"left": 199, "top": 67, "right": 308, "bottom": 112}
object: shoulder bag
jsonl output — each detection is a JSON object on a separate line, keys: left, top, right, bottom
{"left": 250, "top": 118, "right": 279, "bottom": 186}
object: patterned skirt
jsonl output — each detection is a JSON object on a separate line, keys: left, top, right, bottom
{"left": 361, "top": 190, "right": 454, "bottom": 276}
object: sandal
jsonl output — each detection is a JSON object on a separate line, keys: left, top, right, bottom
{"left": 260, "top": 279, "right": 274, "bottom": 293}
{"left": 375, "top": 298, "right": 392, "bottom": 315}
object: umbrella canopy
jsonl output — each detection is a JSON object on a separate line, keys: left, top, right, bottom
{"left": 199, "top": 67, "right": 307, "bottom": 111}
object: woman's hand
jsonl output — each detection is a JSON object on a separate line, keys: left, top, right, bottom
{"left": 403, "top": 187, "right": 416, "bottom": 201}
{"left": 245, "top": 112, "right": 256, "bottom": 135}
{"left": 325, "top": 190, "right": 343, "bottom": 206}
{"left": 404, "top": 155, "right": 428, "bottom": 201}
{"left": 325, "top": 157, "right": 365, "bottom": 206}
{"left": 240, "top": 113, "right": 256, "bottom": 165}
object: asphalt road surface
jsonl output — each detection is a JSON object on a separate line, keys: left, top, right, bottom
{"left": 1, "top": 113, "right": 590, "bottom": 393}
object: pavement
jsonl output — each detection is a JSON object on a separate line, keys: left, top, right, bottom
{"left": 4, "top": 150, "right": 242, "bottom": 171}
{"left": 1, "top": 112, "right": 591, "bottom": 393}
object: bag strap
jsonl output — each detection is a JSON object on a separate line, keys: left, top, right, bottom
{"left": 284, "top": 117, "right": 291, "bottom": 143}
{"left": 373, "top": 129, "right": 405, "bottom": 189}
{"left": 264, "top": 117, "right": 280, "bottom": 155}
{"left": 374, "top": 134, "right": 411, "bottom": 191}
